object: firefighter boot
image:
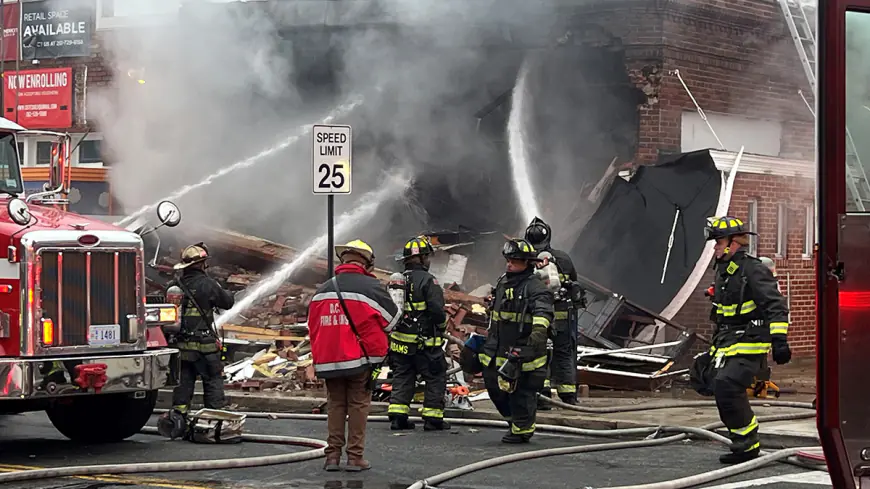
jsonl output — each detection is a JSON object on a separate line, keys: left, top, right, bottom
{"left": 719, "top": 447, "right": 760, "bottom": 465}
{"left": 559, "top": 392, "right": 578, "bottom": 405}
{"left": 390, "top": 415, "right": 416, "bottom": 431}
{"left": 423, "top": 419, "right": 452, "bottom": 431}
{"left": 501, "top": 432, "right": 532, "bottom": 444}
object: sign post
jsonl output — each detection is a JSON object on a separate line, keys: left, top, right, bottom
{"left": 312, "top": 124, "right": 352, "bottom": 278}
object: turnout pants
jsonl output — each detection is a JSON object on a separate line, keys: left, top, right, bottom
{"left": 171, "top": 350, "right": 227, "bottom": 411}
{"left": 483, "top": 363, "right": 547, "bottom": 437}
{"left": 714, "top": 354, "right": 765, "bottom": 453}
{"left": 325, "top": 370, "right": 372, "bottom": 461}
{"left": 388, "top": 347, "right": 448, "bottom": 420}
{"left": 549, "top": 316, "right": 577, "bottom": 397}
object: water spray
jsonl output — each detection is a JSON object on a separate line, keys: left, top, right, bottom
{"left": 113, "top": 94, "right": 365, "bottom": 227}
{"left": 215, "top": 169, "right": 413, "bottom": 327}
{"left": 508, "top": 57, "right": 542, "bottom": 226}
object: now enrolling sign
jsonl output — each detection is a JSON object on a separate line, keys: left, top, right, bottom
{"left": 312, "top": 124, "right": 352, "bottom": 195}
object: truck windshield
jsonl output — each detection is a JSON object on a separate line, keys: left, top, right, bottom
{"left": 0, "top": 133, "right": 23, "bottom": 195}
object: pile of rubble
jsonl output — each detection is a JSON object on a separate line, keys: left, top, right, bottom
{"left": 150, "top": 227, "right": 489, "bottom": 392}
{"left": 152, "top": 226, "right": 703, "bottom": 395}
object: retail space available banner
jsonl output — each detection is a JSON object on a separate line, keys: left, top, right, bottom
{"left": 1, "top": 3, "right": 19, "bottom": 61}
{"left": 4, "top": 67, "right": 73, "bottom": 129}
{"left": 21, "top": 0, "right": 93, "bottom": 60}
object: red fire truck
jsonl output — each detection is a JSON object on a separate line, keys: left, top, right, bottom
{"left": 818, "top": 2, "right": 870, "bottom": 488}
{"left": 0, "top": 118, "right": 180, "bottom": 443}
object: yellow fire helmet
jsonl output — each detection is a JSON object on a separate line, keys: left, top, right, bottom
{"left": 335, "top": 239, "right": 375, "bottom": 265}
{"left": 174, "top": 244, "right": 209, "bottom": 270}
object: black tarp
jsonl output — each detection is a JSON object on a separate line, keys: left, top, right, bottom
{"left": 570, "top": 150, "right": 722, "bottom": 314}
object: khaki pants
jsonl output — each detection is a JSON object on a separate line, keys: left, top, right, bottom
{"left": 325, "top": 370, "right": 371, "bottom": 460}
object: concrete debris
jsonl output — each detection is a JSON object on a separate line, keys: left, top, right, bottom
{"left": 150, "top": 227, "right": 701, "bottom": 394}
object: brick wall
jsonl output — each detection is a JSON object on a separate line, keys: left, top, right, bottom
{"left": 572, "top": 0, "right": 818, "bottom": 355}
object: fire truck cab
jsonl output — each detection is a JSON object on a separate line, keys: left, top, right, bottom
{"left": 0, "top": 117, "right": 181, "bottom": 443}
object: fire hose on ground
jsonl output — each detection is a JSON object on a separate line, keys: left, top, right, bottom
{"left": 0, "top": 402, "right": 822, "bottom": 487}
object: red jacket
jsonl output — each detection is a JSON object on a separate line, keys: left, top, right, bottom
{"left": 308, "top": 263, "right": 400, "bottom": 379}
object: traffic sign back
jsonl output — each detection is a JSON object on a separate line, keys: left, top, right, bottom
{"left": 312, "top": 124, "right": 352, "bottom": 195}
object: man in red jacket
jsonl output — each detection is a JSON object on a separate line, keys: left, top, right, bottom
{"left": 308, "top": 239, "right": 399, "bottom": 472}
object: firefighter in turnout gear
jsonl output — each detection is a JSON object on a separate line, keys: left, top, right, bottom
{"left": 524, "top": 217, "right": 582, "bottom": 405}
{"left": 694, "top": 217, "right": 792, "bottom": 464}
{"left": 388, "top": 236, "right": 451, "bottom": 431}
{"left": 481, "top": 238, "right": 555, "bottom": 443}
{"left": 169, "top": 243, "right": 235, "bottom": 416}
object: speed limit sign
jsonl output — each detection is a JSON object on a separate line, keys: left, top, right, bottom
{"left": 312, "top": 124, "right": 352, "bottom": 195}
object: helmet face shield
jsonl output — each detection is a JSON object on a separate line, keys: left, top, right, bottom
{"left": 503, "top": 240, "right": 520, "bottom": 257}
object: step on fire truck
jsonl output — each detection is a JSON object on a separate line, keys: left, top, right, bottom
{"left": 0, "top": 117, "right": 181, "bottom": 443}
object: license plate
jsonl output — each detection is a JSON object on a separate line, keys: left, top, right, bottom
{"left": 88, "top": 324, "right": 121, "bottom": 346}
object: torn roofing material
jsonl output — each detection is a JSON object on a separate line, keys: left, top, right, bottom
{"left": 569, "top": 149, "right": 722, "bottom": 314}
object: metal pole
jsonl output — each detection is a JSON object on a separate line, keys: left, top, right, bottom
{"left": 327, "top": 194, "right": 334, "bottom": 278}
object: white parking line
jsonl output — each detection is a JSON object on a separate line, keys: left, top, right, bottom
{"left": 701, "top": 471, "right": 832, "bottom": 488}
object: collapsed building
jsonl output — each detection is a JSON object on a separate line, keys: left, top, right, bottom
{"left": 15, "top": 0, "right": 817, "bottom": 366}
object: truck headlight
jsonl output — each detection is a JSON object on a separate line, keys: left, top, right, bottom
{"left": 145, "top": 304, "right": 179, "bottom": 326}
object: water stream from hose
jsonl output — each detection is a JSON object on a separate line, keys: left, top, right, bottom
{"left": 215, "top": 169, "right": 413, "bottom": 327}
{"left": 114, "top": 94, "right": 364, "bottom": 227}
{"left": 508, "top": 58, "right": 541, "bottom": 226}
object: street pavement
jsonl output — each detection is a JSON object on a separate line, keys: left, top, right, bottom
{"left": 0, "top": 412, "right": 831, "bottom": 489}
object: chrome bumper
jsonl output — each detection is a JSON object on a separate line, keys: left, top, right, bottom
{"left": 0, "top": 348, "right": 177, "bottom": 399}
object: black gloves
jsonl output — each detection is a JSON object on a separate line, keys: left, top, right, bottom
{"left": 772, "top": 336, "right": 792, "bottom": 365}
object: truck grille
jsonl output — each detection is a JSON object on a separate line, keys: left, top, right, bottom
{"left": 38, "top": 250, "right": 138, "bottom": 346}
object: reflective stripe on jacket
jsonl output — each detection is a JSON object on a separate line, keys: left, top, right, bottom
{"left": 308, "top": 263, "right": 400, "bottom": 378}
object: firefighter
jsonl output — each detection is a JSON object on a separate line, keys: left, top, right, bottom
{"left": 696, "top": 217, "right": 792, "bottom": 464}
{"left": 387, "top": 236, "right": 450, "bottom": 431}
{"left": 480, "top": 238, "right": 555, "bottom": 443}
{"left": 169, "top": 243, "right": 235, "bottom": 417}
{"left": 524, "top": 217, "right": 582, "bottom": 405}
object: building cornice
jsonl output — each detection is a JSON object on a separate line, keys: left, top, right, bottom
{"left": 709, "top": 150, "right": 814, "bottom": 179}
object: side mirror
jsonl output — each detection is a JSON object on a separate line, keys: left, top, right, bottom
{"left": 7, "top": 198, "right": 31, "bottom": 226}
{"left": 156, "top": 201, "right": 181, "bottom": 228}
{"left": 48, "top": 139, "right": 70, "bottom": 195}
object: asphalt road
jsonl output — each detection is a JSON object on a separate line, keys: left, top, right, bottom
{"left": 0, "top": 413, "right": 831, "bottom": 489}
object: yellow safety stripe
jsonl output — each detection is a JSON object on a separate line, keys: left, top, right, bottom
{"left": 477, "top": 353, "right": 548, "bottom": 371}
{"left": 173, "top": 404, "right": 189, "bottom": 413}
{"left": 493, "top": 311, "right": 534, "bottom": 322}
{"left": 421, "top": 407, "right": 444, "bottom": 419}
{"left": 559, "top": 274, "right": 569, "bottom": 282}
{"left": 543, "top": 378, "right": 551, "bottom": 387}
{"left": 769, "top": 322, "right": 789, "bottom": 335}
{"left": 532, "top": 316, "right": 550, "bottom": 328}
{"left": 479, "top": 353, "right": 493, "bottom": 367}
{"left": 183, "top": 308, "right": 201, "bottom": 316}
{"left": 422, "top": 337, "right": 444, "bottom": 347}
{"left": 176, "top": 341, "right": 219, "bottom": 353}
{"left": 716, "top": 342, "right": 771, "bottom": 356}
{"left": 521, "top": 355, "right": 548, "bottom": 371}
{"left": 390, "top": 332, "right": 418, "bottom": 343}
{"left": 511, "top": 423, "right": 535, "bottom": 435}
{"left": 745, "top": 442, "right": 761, "bottom": 452}
{"left": 47, "top": 361, "right": 64, "bottom": 376}
{"left": 715, "top": 301, "right": 757, "bottom": 317}
{"left": 731, "top": 416, "right": 759, "bottom": 436}
{"left": 554, "top": 311, "right": 570, "bottom": 320}
{"left": 388, "top": 404, "right": 410, "bottom": 415}
{"left": 557, "top": 384, "right": 577, "bottom": 393}
{"left": 404, "top": 301, "right": 427, "bottom": 311}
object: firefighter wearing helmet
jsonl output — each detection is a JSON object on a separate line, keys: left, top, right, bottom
{"left": 692, "top": 216, "right": 792, "bottom": 464}
{"left": 480, "top": 238, "right": 555, "bottom": 443}
{"left": 160, "top": 242, "right": 235, "bottom": 439}
{"left": 387, "top": 236, "right": 450, "bottom": 431}
{"left": 524, "top": 216, "right": 584, "bottom": 405}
